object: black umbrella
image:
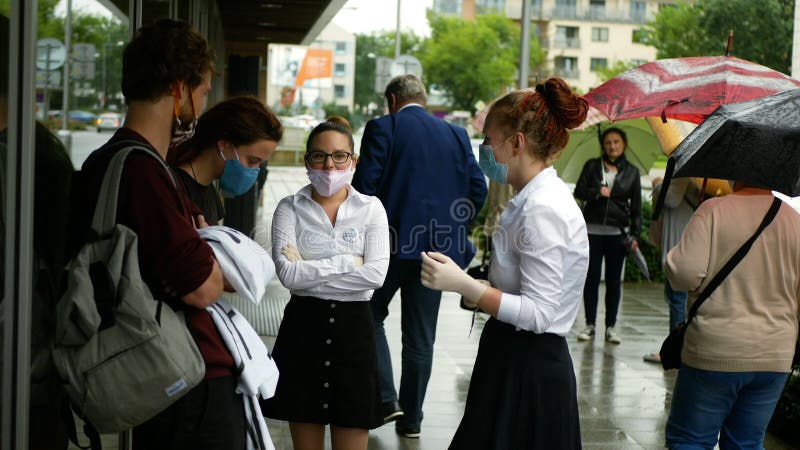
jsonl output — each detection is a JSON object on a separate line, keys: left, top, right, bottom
{"left": 671, "top": 88, "right": 800, "bottom": 197}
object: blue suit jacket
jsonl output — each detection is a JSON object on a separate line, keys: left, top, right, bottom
{"left": 352, "top": 105, "right": 488, "bottom": 268}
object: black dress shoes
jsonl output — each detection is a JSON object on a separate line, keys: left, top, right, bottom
{"left": 382, "top": 400, "right": 404, "bottom": 424}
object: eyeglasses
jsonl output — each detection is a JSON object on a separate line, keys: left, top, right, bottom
{"left": 306, "top": 151, "right": 353, "bottom": 165}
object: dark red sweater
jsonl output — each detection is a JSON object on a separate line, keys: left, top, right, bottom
{"left": 73, "top": 128, "right": 234, "bottom": 378}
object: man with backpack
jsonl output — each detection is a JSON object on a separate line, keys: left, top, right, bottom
{"left": 69, "top": 19, "right": 243, "bottom": 449}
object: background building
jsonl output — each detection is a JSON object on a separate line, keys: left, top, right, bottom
{"left": 267, "top": 22, "right": 356, "bottom": 118}
{"left": 433, "top": 0, "right": 679, "bottom": 91}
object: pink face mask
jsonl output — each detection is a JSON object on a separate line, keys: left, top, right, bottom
{"left": 307, "top": 164, "right": 354, "bottom": 197}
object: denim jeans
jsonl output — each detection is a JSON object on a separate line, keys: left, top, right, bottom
{"left": 371, "top": 258, "right": 442, "bottom": 429}
{"left": 665, "top": 279, "right": 687, "bottom": 331}
{"left": 666, "top": 365, "right": 789, "bottom": 450}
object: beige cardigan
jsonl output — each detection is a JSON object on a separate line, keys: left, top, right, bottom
{"left": 666, "top": 192, "right": 800, "bottom": 372}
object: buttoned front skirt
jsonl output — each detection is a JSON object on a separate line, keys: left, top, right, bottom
{"left": 261, "top": 295, "right": 383, "bottom": 429}
{"left": 449, "top": 318, "right": 582, "bottom": 450}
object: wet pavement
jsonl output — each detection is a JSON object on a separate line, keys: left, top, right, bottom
{"left": 70, "top": 166, "right": 795, "bottom": 450}
{"left": 259, "top": 167, "right": 794, "bottom": 450}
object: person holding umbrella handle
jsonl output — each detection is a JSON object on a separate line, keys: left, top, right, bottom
{"left": 574, "top": 127, "right": 642, "bottom": 344}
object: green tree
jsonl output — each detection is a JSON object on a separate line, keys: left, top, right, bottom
{"left": 643, "top": 0, "right": 793, "bottom": 74}
{"left": 419, "top": 13, "right": 545, "bottom": 111}
{"left": 38, "top": 11, "right": 128, "bottom": 111}
{"left": 596, "top": 60, "right": 638, "bottom": 82}
{"left": 354, "top": 31, "right": 425, "bottom": 113}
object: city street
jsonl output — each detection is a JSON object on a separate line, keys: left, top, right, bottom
{"left": 64, "top": 128, "right": 115, "bottom": 169}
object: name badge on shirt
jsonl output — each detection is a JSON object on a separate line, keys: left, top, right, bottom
{"left": 342, "top": 227, "right": 359, "bottom": 243}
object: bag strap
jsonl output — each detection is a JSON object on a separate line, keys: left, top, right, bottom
{"left": 90, "top": 141, "right": 177, "bottom": 236}
{"left": 685, "top": 197, "right": 782, "bottom": 325}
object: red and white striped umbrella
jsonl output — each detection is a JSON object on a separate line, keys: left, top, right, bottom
{"left": 584, "top": 56, "right": 800, "bottom": 124}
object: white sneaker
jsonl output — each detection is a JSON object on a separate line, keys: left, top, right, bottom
{"left": 605, "top": 327, "right": 621, "bottom": 344}
{"left": 577, "top": 325, "right": 595, "bottom": 341}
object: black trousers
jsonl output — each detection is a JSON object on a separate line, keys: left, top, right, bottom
{"left": 583, "top": 233, "right": 627, "bottom": 327}
{"left": 133, "top": 376, "right": 246, "bottom": 450}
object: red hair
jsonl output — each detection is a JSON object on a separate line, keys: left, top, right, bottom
{"left": 488, "top": 78, "right": 588, "bottom": 163}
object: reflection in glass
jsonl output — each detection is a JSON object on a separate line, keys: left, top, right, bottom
{"left": 0, "top": 6, "right": 7, "bottom": 444}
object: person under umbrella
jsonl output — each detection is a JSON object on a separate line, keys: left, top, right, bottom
{"left": 663, "top": 181, "right": 800, "bottom": 449}
{"left": 574, "top": 127, "right": 642, "bottom": 344}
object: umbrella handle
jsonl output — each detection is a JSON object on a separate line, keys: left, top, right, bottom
{"left": 699, "top": 177, "right": 709, "bottom": 204}
{"left": 652, "top": 157, "right": 676, "bottom": 221}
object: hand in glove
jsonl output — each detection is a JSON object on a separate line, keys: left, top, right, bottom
{"left": 421, "top": 252, "right": 488, "bottom": 306}
{"left": 282, "top": 244, "right": 304, "bottom": 262}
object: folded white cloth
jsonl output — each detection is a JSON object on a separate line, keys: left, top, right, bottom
{"left": 198, "top": 226, "right": 275, "bottom": 305}
{"left": 207, "top": 300, "right": 278, "bottom": 450}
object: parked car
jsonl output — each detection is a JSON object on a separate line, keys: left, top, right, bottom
{"left": 67, "top": 110, "right": 98, "bottom": 124}
{"left": 95, "top": 112, "right": 124, "bottom": 132}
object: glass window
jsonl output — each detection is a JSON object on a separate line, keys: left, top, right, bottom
{"left": 590, "top": 57, "right": 608, "bottom": 71}
{"left": 433, "top": 0, "right": 462, "bottom": 15}
{"left": 477, "top": 0, "right": 504, "bottom": 14}
{"left": 631, "top": 58, "right": 648, "bottom": 66}
{"left": 334, "top": 84, "right": 346, "bottom": 98}
{"left": 335, "top": 41, "right": 346, "bottom": 55}
{"left": 591, "top": 27, "right": 609, "bottom": 42}
{"left": 554, "top": 56, "right": 579, "bottom": 78}
{"left": 554, "top": 0, "right": 577, "bottom": 18}
{"left": 334, "top": 63, "right": 346, "bottom": 77}
{"left": 589, "top": 0, "right": 605, "bottom": 19}
{"left": 632, "top": 28, "right": 647, "bottom": 44}
{"left": 0, "top": 3, "right": 8, "bottom": 442}
{"left": 630, "top": 0, "right": 646, "bottom": 21}
{"left": 555, "top": 26, "right": 580, "bottom": 48}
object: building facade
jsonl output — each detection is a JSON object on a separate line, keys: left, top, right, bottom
{"left": 266, "top": 22, "right": 355, "bottom": 118}
{"left": 434, "top": 0, "right": 679, "bottom": 92}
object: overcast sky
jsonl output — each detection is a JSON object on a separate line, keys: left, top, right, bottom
{"left": 55, "top": 0, "right": 434, "bottom": 36}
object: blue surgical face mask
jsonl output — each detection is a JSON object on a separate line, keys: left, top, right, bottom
{"left": 218, "top": 146, "right": 260, "bottom": 196}
{"left": 478, "top": 144, "right": 509, "bottom": 184}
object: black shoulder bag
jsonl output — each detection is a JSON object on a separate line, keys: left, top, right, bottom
{"left": 660, "top": 197, "right": 782, "bottom": 370}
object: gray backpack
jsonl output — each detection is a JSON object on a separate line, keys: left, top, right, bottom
{"left": 52, "top": 145, "right": 205, "bottom": 433}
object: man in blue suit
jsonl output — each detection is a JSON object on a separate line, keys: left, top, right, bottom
{"left": 352, "top": 74, "right": 487, "bottom": 438}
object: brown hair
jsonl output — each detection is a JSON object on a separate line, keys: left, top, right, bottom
{"left": 487, "top": 78, "right": 588, "bottom": 163}
{"left": 306, "top": 122, "right": 354, "bottom": 154}
{"left": 122, "top": 19, "right": 215, "bottom": 103}
{"left": 325, "top": 115, "right": 352, "bottom": 132}
{"left": 167, "top": 96, "right": 283, "bottom": 167}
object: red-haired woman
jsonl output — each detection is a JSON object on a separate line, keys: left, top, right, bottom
{"left": 420, "top": 78, "right": 589, "bottom": 449}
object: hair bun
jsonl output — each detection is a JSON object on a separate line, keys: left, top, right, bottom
{"left": 540, "top": 78, "right": 588, "bottom": 130}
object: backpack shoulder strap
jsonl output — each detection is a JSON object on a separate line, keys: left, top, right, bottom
{"left": 90, "top": 143, "right": 176, "bottom": 237}
{"left": 686, "top": 197, "right": 782, "bottom": 323}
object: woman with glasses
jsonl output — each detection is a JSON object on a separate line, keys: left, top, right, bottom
{"left": 167, "top": 96, "right": 282, "bottom": 225}
{"left": 263, "top": 122, "right": 390, "bottom": 450}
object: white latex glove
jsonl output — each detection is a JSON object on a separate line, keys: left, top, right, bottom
{"left": 420, "top": 252, "right": 488, "bottom": 305}
{"left": 353, "top": 255, "right": 364, "bottom": 267}
{"left": 282, "top": 244, "right": 304, "bottom": 262}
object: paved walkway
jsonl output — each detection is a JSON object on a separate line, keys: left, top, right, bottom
{"left": 71, "top": 166, "right": 794, "bottom": 450}
{"left": 258, "top": 167, "right": 793, "bottom": 450}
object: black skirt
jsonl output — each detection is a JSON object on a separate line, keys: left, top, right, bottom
{"left": 449, "top": 318, "right": 581, "bottom": 450}
{"left": 261, "top": 295, "right": 383, "bottom": 429}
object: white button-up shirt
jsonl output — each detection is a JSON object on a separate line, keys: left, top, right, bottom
{"left": 491, "top": 167, "right": 590, "bottom": 335}
{"left": 271, "top": 184, "right": 390, "bottom": 301}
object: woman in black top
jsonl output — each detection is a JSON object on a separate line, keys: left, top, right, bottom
{"left": 167, "top": 96, "right": 283, "bottom": 224}
{"left": 573, "top": 127, "right": 641, "bottom": 344}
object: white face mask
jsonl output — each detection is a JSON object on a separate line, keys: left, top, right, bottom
{"left": 307, "top": 164, "right": 354, "bottom": 197}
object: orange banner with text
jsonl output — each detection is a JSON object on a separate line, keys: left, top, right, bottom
{"left": 295, "top": 48, "right": 332, "bottom": 87}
